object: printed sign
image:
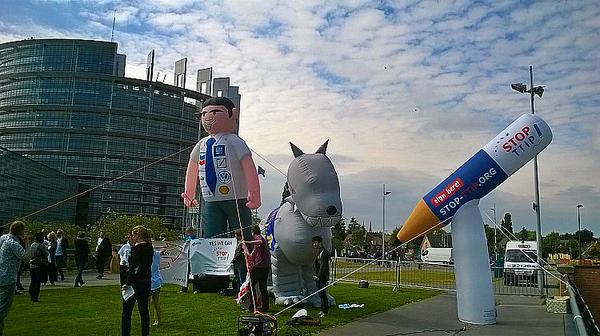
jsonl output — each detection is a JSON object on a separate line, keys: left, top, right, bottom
{"left": 188, "top": 238, "right": 236, "bottom": 276}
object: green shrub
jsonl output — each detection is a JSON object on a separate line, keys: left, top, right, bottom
{"left": 25, "top": 221, "right": 80, "bottom": 242}
{"left": 90, "top": 215, "right": 180, "bottom": 248}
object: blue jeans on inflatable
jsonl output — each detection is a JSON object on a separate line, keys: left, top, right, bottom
{"left": 201, "top": 199, "right": 252, "bottom": 240}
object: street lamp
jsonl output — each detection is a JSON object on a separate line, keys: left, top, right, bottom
{"left": 490, "top": 204, "right": 498, "bottom": 261}
{"left": 511, "top": 65, "right": 546, "bottom": 295}
{"left": 577, "top": 204, "right": 583, "bottom": 263}
{"left": 382, "top": 184, "right": 391, "bottom": 259}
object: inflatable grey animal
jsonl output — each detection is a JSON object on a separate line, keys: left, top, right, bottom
{"left": 263, "top": 140, "right": 342, "bottom": 307}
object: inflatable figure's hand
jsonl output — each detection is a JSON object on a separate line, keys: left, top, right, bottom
{"left": 246, "top": 191, "right": 261, "bottom": 209}
{"left": 181, "top": 192, "right": 198, "bottom": 208}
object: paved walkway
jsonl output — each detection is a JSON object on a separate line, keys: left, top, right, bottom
{"left": 318, "top": 293, "right": 566, "bottom": 336}
{"left": 18, "top": 269, "right": 120, "bottom": 290}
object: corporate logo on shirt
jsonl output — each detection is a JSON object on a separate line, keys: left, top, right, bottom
{"left": 219, "top": 186, "right": 230, "bottom": 194}
{"left": 213, "top": 145, "right": 226, "bottom": 157}
{"left": 216, "top": 158, "right": 227, "bottom": 168}
{"left": 199, "top": 153, "right": 206, "bottom": 166}
{"left": 217, "top": 171, "right": 231, "bottom": 183}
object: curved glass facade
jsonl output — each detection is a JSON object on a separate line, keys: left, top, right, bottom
{"left": 0, "top": 39, "right": 210, "bottom": 227}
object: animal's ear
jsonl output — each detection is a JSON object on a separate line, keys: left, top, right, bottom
{"left": 290, "top": 142, "right": 304, "bottom": 158}
{"left": 316, "top": 140, "right": 329, "bottom": 154}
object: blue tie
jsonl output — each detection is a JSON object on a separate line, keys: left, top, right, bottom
{"left": 205, "top": 138, "right": 217, "bottom": 195}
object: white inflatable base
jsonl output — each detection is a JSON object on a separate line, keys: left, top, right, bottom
{"left": 451, "top": 199, "right": 496, "bottom": 325}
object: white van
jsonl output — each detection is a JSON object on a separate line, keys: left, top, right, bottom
{"left": 421, "top": 247, "right": 453, "bottom": 264}
{"left": 503, "top": 241, "right": 541, "bottom": 286}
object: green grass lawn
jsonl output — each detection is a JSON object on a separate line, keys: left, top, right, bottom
{"left": 334, "top": 260, "right": 455, "bottom": 287}
{"left": 5, "top": 283, "right": 438, "bottom": 335}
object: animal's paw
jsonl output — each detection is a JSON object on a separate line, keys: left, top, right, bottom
{"left": 275, "top": 295, "right": 305, "bottom": 306}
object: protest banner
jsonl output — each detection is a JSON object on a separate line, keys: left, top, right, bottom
{"left": 189, "top": 238, "right": 236, "bottom": 276}
{"left": 154, "top": 241, "right": 189, "bottom": 287}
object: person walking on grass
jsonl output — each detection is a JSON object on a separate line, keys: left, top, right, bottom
{"left": 0, "top": 221, "right": 28, "bottom": 335}
{"left": 29, "top": 232, "right": 48, "bottom": 302}
{"left": 74, "top": 231, "right": 89, "bottom": 287}
{"left": 118, "top": 234, "right": 132, "bottom": 286}
{"left": 149, "top": 248, "right": 163, "bottom": 326}
{"left": 96, "top": 232, "right": 112, "bottom": 279}
{"left": 312, "top": 235, "right": 331, "bottom": 317}
{"left": 55, "top": 230, "right": 69, "bottom": 281}
{"left": 121, "top": 226, "right": 153, "bottom": 336}
{"left": 46, "top": 231, "right": 58, "bottom": 286}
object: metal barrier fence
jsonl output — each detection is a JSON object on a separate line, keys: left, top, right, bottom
{"left": 332, "top": 257, "right": 558, "bottom": 297}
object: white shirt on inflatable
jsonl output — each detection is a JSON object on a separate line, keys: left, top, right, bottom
{"left": 190, "top": 133, "right": 250, "bottom": 202}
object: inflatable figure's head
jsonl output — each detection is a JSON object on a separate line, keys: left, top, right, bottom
{"left": 200, "top": 97, "right": 238, "bottom": 135}
{"left": 287, "top": 140, "right": 342, "bottom": 227}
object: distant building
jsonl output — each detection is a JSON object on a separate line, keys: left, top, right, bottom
{"left": 420, "top": 231, "right": 453, "bottom": 251}
{"left": 0, "top": 146, "right": 80, "bottom": 224}
{"left": 0, "top": 38, "right": 240, "bottom": 228}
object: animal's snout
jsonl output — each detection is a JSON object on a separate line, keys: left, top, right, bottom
{"left": 326, "top": 205, "right": 337, "bottom": 215}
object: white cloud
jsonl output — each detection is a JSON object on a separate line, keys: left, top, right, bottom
{"left": 0, "top": 0, "right": 599, "bottom": 236}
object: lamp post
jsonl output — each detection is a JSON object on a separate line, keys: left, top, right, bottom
{"left": 490, "top": 204, "right": 498, "bottom": 261}
{"left": 382, "top": 184, "right": 391, "bottom": 259}
{"left": 511, "top": 65, "right": 545, "bottom": 295}
{"left": 577, "top": 204, "right": 583, "bottom": 263}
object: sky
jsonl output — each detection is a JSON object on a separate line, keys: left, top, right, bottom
{"left": 0, "top": 0, "right": 598, "bottom": 237}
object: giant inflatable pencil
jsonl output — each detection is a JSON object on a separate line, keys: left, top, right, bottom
{"left": 398, "top": 114, "right": 552, "bottom": 243}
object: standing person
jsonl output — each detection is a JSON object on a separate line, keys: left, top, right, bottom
{"left": 118, "top": 234, "right": 132, "bottom": 286}
{"left": 46, "top": 232, "right": 58, "bottom": 286}
{"left": 96, "top": 232, "right": 112, "bottom": 279}
{"left": 245, "top": 225, "right": 271, "bottom": 312}
{"left": 74, "top": 231, "right": 89, "bottom": 287}
{"left": 14, "top": 235, "right": 26, "bottom": 294}
{"left": 312, "top": 236, "right": 331, "bottom": 317}
{"left": 55, "top": 230, "right": 69, "bottom": 281}
{"left": 121, "top": 226, "right": 153, "bottom": 336}
{"left": 231, "top": 229, "right": 247, "bottom": 295}
{"left": 179, "top": 227, "right": 197, "bottom": 293}
{"left": 0, "top": 221, "right": 27, "bottom": 335}
{"left": 149, "top": 249, "right": 163, "bottom": 326}
{"left": 29, "top": 232, "right": 48, "bottom": 302}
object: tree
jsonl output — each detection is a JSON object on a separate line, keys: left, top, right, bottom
{"left": 517, "top": 227, "right": 536, "bottom": 241}
{"left": 585, "top": 242, "right": 600, "bottom": 259}
{"left": 500, "top": 212, "right": 513, "bottom": 233}
{"left": 577, "top": 229, "right": 595, "bottom": 244}
{"left": 331, "top": 218, "right": 347, "bottom": 254}
{"left": 346, "top": 217, "right": 366, "bottom": 247}
{"left": 484, "top": 224, "right": 497, "bottom": 257}
{"left": 542, "top": 232, "right": 562, "bottom": 256}
{"left": 91, "top": 214, "right": 177, "bottom": 247}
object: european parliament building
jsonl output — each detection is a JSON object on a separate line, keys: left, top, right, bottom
{"left": 0, "top": 38, "right": 241, "bottom": 228}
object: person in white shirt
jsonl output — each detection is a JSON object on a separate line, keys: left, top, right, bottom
{"left": 55, "top": 230, "right": 68, "bottom": 281}
{"left": 117, "top": 234, "right": 132, "bottom": 286}
{"left": 149, "top": 249, "right": 163, "bottom": 326}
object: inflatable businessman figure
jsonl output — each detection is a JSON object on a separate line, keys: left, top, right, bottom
{"left": 181, "top": 97, "right": 261, "bottom": 239}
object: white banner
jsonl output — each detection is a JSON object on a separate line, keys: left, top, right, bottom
{"left": 154, "top": 241, "right": 189, "bottom": 287}
{"left": 189, "top": 238, "right": 236, "bottom": 276}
